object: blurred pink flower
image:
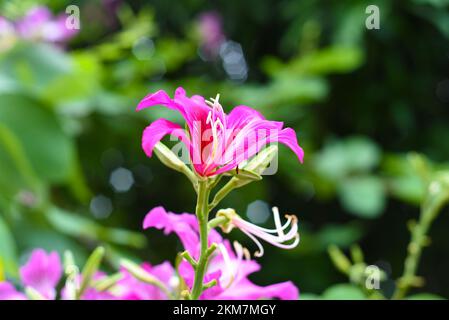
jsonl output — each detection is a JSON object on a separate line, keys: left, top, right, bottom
{"left": 19, "top": 249, "right": 63, "bottom": 299}
{"left": 0, "top": 282, "right": 27, "bottom": 300}
{"left": 137, "top": 87, "right": 304, "bottom": 177}
{"left": 13, "top": 6, "right": 77, "bottom": 43}
{"left": 115, "top": 262, "right": 176, "bottom": 300}
{"left": 197, "top": 11, "right": 225, "bottom": 60}
{"left": 143, "top": 206, "right": 299, "bottom": 300}
{"left": 1, "top": 5, "right": 78, "bottom": 50}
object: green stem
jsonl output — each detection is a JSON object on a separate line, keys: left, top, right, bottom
{"left": 208, "top": 215, "right": 230, "bottom": 229}
{"left": 392, "top": 194, "right": 443, "bottom": 299}
{"left": 190, "top": 180, "right": 211, "bottom": 300}
{"left": 209, "top": 180, "right": 236, "bottom": 211}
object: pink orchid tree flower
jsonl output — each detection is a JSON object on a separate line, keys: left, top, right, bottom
{"left": 137, "top": 87, "right": 304, "bottom": 177}
{"left": 143, "top": 206, "right": 299, "bottom": 300}
{"left": 19, "top": 249, "right": 63, "bottom": 299}
{"left": 15, "top": 6, "right": 78, "bottom": 44}
{"left": 0, "top": 282, "right": 27, "bottom": 300}
{"left": 197, "top": 11, "right": 226, "bottom": 60}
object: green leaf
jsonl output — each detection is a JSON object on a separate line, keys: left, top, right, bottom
{"left": 41, "top": 52, "right": 101, "bottom": 106}
{"left": 382, "top": 154, "right": 426, "bottom": 205}
{"left": 322, "top": 284, "right": 366, "bottom": 300}
{"left": 317, "top": 223, "right": 364, "bottom": 248}
{"left": 292, "top": 46, "right": 364, "bottom": 75}
{"left": 0, "top": 215, "right": 18, "bottom": 278}
{"left": 45, "top": 206, "right": 147, "bottom": 248}
{"left": 315, "top": 136, "right": 381, "bottom": 181}
{"left": 339, "top": 176, "right": 386, "bottom": 218}
{"left": 406, "top": 293, "right": 446, "bottom": 300}
{"left": 0, "top": 123, "right": 41, "bottom": 197}
{"left": 299, "top": 293, "right": 321, "bottom": 300}
{"left": 0, "top": 94, "right": 75, "bottom": 184}
{"left": 0, "top": 43, "right": 71, "bottom": 96}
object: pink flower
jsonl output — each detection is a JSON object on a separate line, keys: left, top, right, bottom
{"left": 218, "top": 207, "right": 300, "bottom": 257}
{"left": 16, "top": 6, "right": 78, "bottom": 43}
{"left": 0, "top": 282, "right": 27, "bottom": 300}
{"left": 19, "top": 249, "right": 63, "bottom": 299}
{"left": 137, "top": 87, "right": 304, "bottom": 177}
{"left": 115, "top": 262, "right": 176, "bottom": 300}
{"left": 197, "top": 11, "right": 226, "bottom": 60}
{"left": 143, "top": 206, "right": 222, "bottom": 260}
{"left": 143, "top": 206, "right": 299, "bottom": 300}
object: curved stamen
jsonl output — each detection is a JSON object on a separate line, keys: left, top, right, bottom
{"left": 235, "top": 214, "right": 294, "bottom": 235}
{"left": 235, "top": 241, "right": 251, "bottom": 261}
{"left": 240, "top": 229, "right": 265, "bottom": 258}
{"left": 224, "top": 207, "right": 300, "bottom": 257}
{"left": 272, "top": 207, "right": 285, "bottom": 238}
{"left": 234, "top": 215, "right": 298, "bottom": 242}
{"left": 241, "top": 223, "right": 299, "bottom": 247}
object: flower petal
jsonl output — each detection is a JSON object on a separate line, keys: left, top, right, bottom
{"left": 141, "top": 119, "right": 191, "bottom": 158}
{"left": 226, "top": 105, "right": 267, "bottom": 130}
{"left": 213, "top": 122, "right": 303, "bottom": 175}
{"left": 136, "top": 90, "right": 176, "bottom": 112}
{"left": 19, "top": 249, "right": 62, "bottom": 300}
{"left": 142, "top": 207, "right": 199, "bottom": 255}
{"left": 214, "top": 279, "right": 299, "bottom": 300}
{"left": 116, "top": 262, "right": 174, "bottom": 300}
{"left": 278, "top": 127, "right": 304, "bottom": 163}
{"left": 0, "top": 282, "right": 27, "bottom": 300}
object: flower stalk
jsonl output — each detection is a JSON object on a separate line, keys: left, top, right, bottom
{"left": 392, "top": 177, "right": 449, "bottom": 299}
{"left": 190, "top": 179, "right": 213, "bottom": 299}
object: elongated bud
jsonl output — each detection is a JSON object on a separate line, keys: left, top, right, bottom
{"left": 93, "top": 273, "right": 123, "bottom": 292}
{"left": 328, "top": 245, "right": 352, "bottom": 274}
{"left": 153, "top": 142, "right": 198, "bottom": 189}
{"left": 154, "top": 142, "right": 188, "bottom": 172}
{"left": 244, "top": 145, "right": 278, "bottom": 175}
{"left": 63, "top": 250, "right": 79, "bottom": 300}
{"left": 77, "top": 246, "right": 105, "bottom": 299}
{"left": 350, "top": 244, "right": 364, "bottom": 264}
{"left": 120, "top": 259, "right": 162, "bottom": 285}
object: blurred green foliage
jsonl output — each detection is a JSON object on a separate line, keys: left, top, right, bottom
{"left": 0, "top": 0, "right": 448, "bottom": 299}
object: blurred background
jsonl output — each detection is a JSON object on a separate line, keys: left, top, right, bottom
{"left": 0, "top": 0, "right": 448, "bottom": 299}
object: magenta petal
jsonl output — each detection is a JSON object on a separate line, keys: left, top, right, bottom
{"left": 278, "top": 127, "right": 304, "bottom": 163}
{"left": 19, "top": 249, "right": 62, "bottom": 300}
{"left": 143, "top": 207, "right": 222, "bottom": 259}
{"left": 116, "top": 262, "right": 174, "bottom": 300}
{"left": 215, "top": 279, "right": 299, "bottom": 300}
{"left": 143, "top": 207, "right": 200, "bottom": 255}
{"left": 0, "top": 282, "right": 27, "bottom": 300}
{"left": 141, "top": 118, "right": 191, "bottom": 157}
{"left": 149, "top": 261, "right": 176, "bottom": 285}
{"left": 136, "top": 90, "right": 175, "bottom": 111}
{"left": 226, "top": 105, "right": 266, "bottom": 130}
